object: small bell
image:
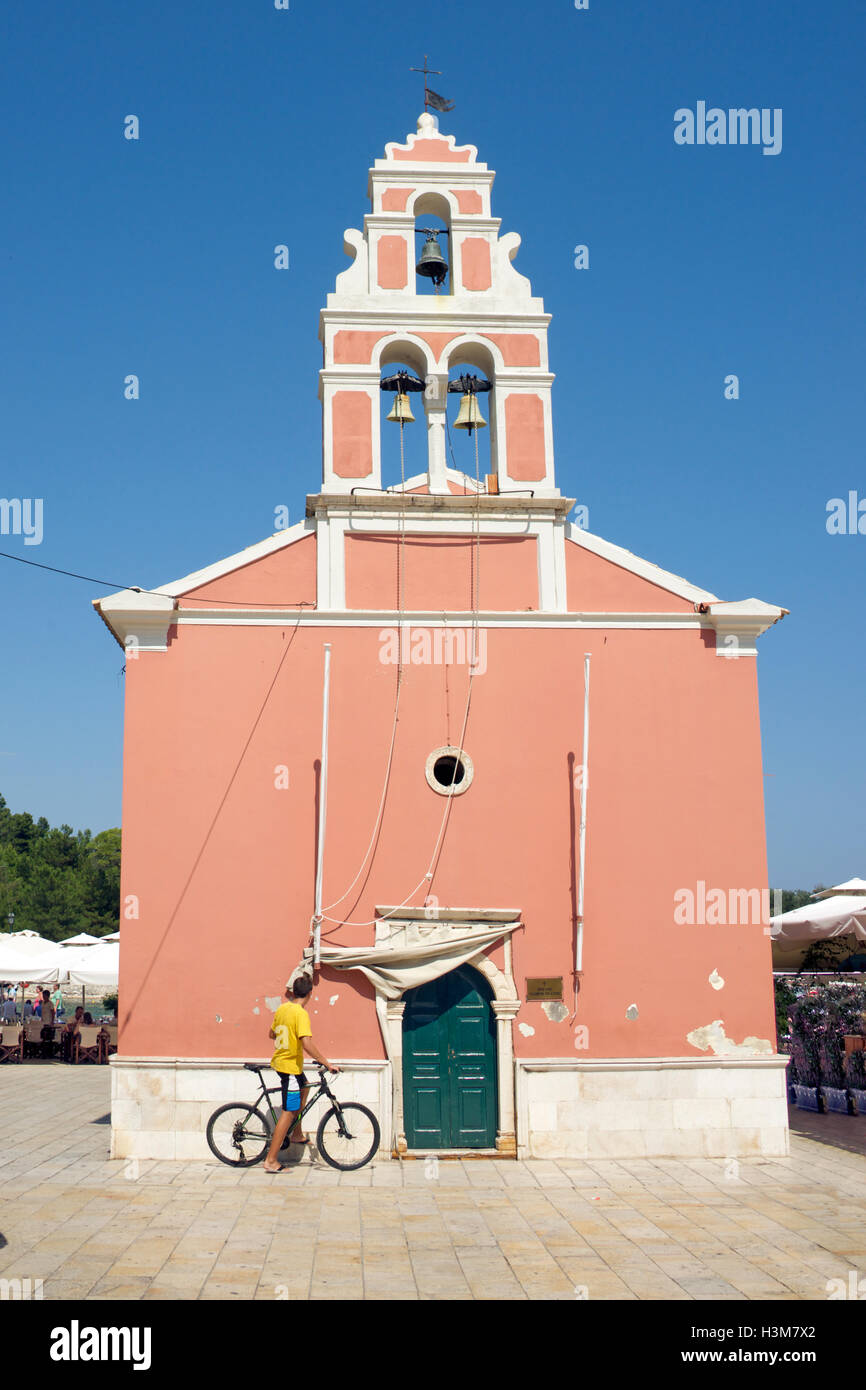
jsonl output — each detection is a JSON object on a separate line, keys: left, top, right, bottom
{"left": 416, "top": 232, "right": 448, "bottom": 285}
{"left": 386, "top": 392, "right": 415, "bottom": 424}
{"left": 453, "top": 393, "right": 487, "bottom": 434}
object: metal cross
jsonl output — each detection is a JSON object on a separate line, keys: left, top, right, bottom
{"left": 410, "top": 56, "right": 442, "bottom": 111}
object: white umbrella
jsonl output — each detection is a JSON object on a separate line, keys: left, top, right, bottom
{"left": 60, "top": 942, "right": 119, "bottom": 989}
{"left": 769, "top": 894, "right": 866, "bottom": 945}
{"left": 58, "top": 932, "right": 101, "bottom": 947}
{"left": 813, "top": 878, "right": 866, "bottom": 899}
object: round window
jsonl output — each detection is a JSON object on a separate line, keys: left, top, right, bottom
{"left": 425, "top": 746, "right": 474, "bottom": 796}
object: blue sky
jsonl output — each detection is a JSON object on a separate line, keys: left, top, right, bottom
{"left": 1, "top": 0, "right": 863, "bottom": 886}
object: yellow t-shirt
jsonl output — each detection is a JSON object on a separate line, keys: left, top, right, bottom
{"left": 270, "top": 1001, "right": 311, "bottom": 1074}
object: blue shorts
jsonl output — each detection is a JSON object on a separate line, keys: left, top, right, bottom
{"left": 280, "top": 1072, "right": 307, "bottom": 1113}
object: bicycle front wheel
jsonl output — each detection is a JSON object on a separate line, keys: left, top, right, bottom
{"left": 206, "top": 1103, "right": 270, "bottom": 1167}
{"left": 316, "top": 1102, "right": 380, "bottom": 1171}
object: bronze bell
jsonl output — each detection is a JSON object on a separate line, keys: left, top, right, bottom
{"left": 386, "top": 393, "right": 415, "bottom": 424}
{"left": 453, "top": 393, "right": 487, "bottom": 434}
{"left": 416, "top": 232, "right": 448, "bottom": 285}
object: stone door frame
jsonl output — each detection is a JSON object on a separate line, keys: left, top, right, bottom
{"left": 372, "top": 908, "right": 521, "bottom": 1156}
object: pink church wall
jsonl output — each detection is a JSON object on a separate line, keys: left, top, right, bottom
{"left": 391, "top": 140, "right": 471, "bottom": 163}
{"left": 181, "top": 534, "right": 317, "bottom": 608}
{"left": 344, "top": 533, "right": 539, "bottom": 611}
{"left": 505, "top": 394, "right": 546, "bottom": 481}
{"left": 117, "top": 599, "right": 775, "bottom": 1065}
{"left": 332, "top": 392, "right": 373, "bottom": 478}
{"left": 483, "top": 334, "right": 541, "bottom": 367}
{"left": 377, "top": 236, "right": 408, "bottom": 290}
{"left": 417, "top": 332, "right": 460, "bottom": 361}
{"left": 451, "top": 189, "right": 483, "bottom": 213}
{"left": 333, "top": 331, "right": 388, "bottom": 365}
{"left": 564, "top": 539, "right": 696, "bottom": 613}
{"left": 460, "top": 238, "right": 492, "bottom": 291}
{"left": 381, "top": 188, "right": 413, "bottom": 211}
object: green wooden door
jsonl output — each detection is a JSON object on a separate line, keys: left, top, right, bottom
{"left": 402, "top": 966, "right": 497, "bottom": 1149}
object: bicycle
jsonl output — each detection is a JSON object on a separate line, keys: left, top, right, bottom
{"left": 205, "top": 1063, "right": 380, "bottom": 1172}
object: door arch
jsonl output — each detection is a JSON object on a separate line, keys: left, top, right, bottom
{"left": 402, "top": 964, "right": 497, "bottom": 1149}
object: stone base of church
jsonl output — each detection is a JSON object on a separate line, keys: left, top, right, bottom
{"left": 109, "top": 1057, "right": 392, "bottom": 1162}
{"left": 515, "top": 1057, "right": 791, "bottom": 1159}
{"left": 109, "top": 1053, "right": 790, "bottom": 1162}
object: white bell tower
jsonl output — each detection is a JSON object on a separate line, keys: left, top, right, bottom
{"left": 318, "top": 113, "right": 559, "bottom": 498}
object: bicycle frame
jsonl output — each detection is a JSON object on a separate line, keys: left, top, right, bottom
{"left": 253, "top": 1068, "right": 342, "bottom": 1136}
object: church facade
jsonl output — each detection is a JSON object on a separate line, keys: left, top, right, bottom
{"left": 97, "top": 114, "right": 789, "bottom": 1162}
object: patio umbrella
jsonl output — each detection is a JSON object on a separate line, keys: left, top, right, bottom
{"left": 813, "top": 878, "right": 866, "bottom": 899}
{"left": 57, "top": 933, "right": 101, "bottom": 947}
{"left": 769, "top": 894, "right": 866, "bottom": 944}
{"left": 0, "top": 933, "right": 62, "bottom": 1016}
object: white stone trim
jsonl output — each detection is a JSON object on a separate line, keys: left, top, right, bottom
{"left": 93, "top": 590, "right": 177, "bottom": 653}
{"left": 109, "top": 1056, "right": 391, "bottom": 1162}
{"left": 162, "top": 610, "right": 716, "bottom": 631}
{"left": 515, "top": 1056, "right": 791, "bottom": 1160}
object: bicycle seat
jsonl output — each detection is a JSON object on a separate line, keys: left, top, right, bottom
{"left": 243, "top": 1062, "right": 266, "bottom": 1072}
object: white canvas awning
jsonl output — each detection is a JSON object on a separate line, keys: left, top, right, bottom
{"left": 317, "top": 923, "right": 517, "bottom": 1000}
{"left": 0, "top": 940, "right": 119, "bottom": 988}
{"left": 813, "top": 878, "right": 866, "bottom": 899}
{"left": 769, "top": 894, "right": 866, "bottom": 945}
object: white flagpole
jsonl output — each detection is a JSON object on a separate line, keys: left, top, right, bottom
{"left": 575, "top": 653, "right": 591, "bottom": 986}
{"left": 313, "top": 644, "right": 332, "bottom": 968}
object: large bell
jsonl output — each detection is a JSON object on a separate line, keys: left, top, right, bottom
{"left": 416, "top": 232, "right": 448, "bottom": 285}
{"left": 453, "top": 392, "right": 487, "bottom": 434}
{"left": 386, "top": 392, "right": 415, "bottom": 424}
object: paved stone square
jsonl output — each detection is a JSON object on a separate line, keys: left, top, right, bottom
{"left": 1, "top": 1067, "right": 865, "bottom": 1300}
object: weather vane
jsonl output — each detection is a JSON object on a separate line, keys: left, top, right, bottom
{"left": 410, "top": 56, "right": 455, "bottom": 114}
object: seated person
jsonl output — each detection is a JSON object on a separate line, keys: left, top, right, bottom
{"left": 83, "top": 1011, "right": 93, "bottom": 1025}
{"left": 60, "top": 1006, "right": 85, "bottom": 1063}
{"left": 23, "top": 999, "right": 33, "bottom": 1021}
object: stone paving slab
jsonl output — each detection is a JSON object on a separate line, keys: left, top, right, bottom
{"left": 1, "top": 1066, "right": 865, "bottom": 1301}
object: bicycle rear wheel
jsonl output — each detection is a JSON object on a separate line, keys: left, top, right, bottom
{"left": 316, "top": 1102, "right": 380, "bottom": 1171}
{"left": 206, "top": 1103, "right": 270, "bottom": 1167}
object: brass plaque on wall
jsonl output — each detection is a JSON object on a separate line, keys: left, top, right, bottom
{"left": 526, "top": 977, "right": 563, "bottom": 1002}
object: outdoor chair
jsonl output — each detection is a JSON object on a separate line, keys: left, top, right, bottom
{"left": 0, "top": 1030, "right": 19, "bottom": 1064}
{"left": 99, "top": 1025, "right": 118, "bottom": 1062}
{"left": 39, "top": 1024, "right": 60, "bottom": 1060}
{"left": 75, "top": 1025, "right": 102, "bottom": 1065}
{"left": 20, "top": 1020, "right": 44, "bottom": 1060}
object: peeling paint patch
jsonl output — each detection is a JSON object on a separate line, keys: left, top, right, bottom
{"left": 329, "top": 994, "right": 339, "bottom": 1006}
{"left": 518, "top": 1022, "right": 535, "bottom": 1037}
{"left": 252, "top": 1006, "right": 260, "bottom": 1015}
{"left": 215, "top": 1015, "right": 222, "bottom": 1024}
{"left": 708, "top": 969, "right": 724, "bottom": 991}
{"left": 542, "top": 1001, "right": 568, "bottom": 1023}
{"left": 687, "top": 1020, "right": 773, "bottom": 1057}
{"left": 625, "top": 1004, "right": 639, "bottom": 1021}
{"left": 264, "top": 997, "right": 281, "bottom": 1012}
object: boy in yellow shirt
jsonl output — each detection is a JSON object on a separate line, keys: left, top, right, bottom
{"left": 263, "top": 974, "right": 339, "bottom": 1173}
